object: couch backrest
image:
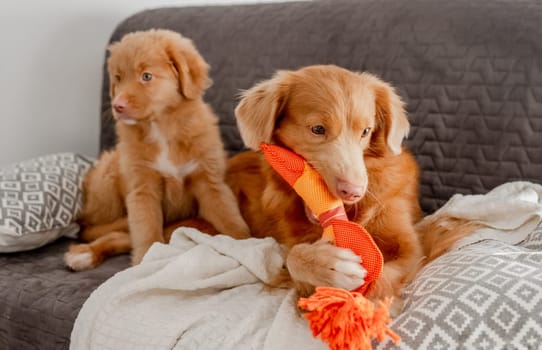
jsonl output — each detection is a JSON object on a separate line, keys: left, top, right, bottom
{"left": 100, "top": 0, "right": 542, "bottom": 214}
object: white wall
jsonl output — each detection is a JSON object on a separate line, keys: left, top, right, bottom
{"left": 0, "top": 0, "right": 290, "bottom": 167}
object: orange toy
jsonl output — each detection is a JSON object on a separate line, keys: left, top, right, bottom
{"left": 260, "top": 143, "right": 400, "bottom": 350}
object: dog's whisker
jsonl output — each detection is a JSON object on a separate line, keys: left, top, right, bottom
{"left": 365, "top": 189, "right": 384, "bottom": 209}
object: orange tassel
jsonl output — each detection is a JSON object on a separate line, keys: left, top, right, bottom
{"left": 298, "top": 287, "right": 400, "bottom": 350}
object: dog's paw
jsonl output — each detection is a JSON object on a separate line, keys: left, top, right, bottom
{"left": 64, "top": 244, "right": 99, "bottom": 271}
{"left": 286, "top": 240, "right": 367, "bottom": 291}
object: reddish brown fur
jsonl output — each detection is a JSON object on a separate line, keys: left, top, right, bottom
{"left": 64, "top": 29, "right": 249, "bottom": 271}
{"left": 417, "top": 215, "right": 482, "bottom": 263}
{"left": 226, "top": 65, "right": 424, "bottom": 310}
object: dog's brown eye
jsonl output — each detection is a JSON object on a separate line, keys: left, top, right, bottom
{"left": 311, "top": 125, "right": 326, "bottom": 135}
{"left": 141, "top": 72, "right": 153, "bottom": 82}
{"left": 361, "top": 127, "right": 371, "bottom": 138}
{"left": 114, "top": 75, "right": 121, "bottom": 82}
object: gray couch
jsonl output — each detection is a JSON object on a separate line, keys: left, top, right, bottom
{"left": 2, "top": 1, "right": 542, "bottom": 349}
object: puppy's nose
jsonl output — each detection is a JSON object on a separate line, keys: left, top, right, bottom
{"left": 112, "top": 98, "right": 128, "bottom": 114}
{"left": 337, "top": 181, "right": 365, "bottom": 202}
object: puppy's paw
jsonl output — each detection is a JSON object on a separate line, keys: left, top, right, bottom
{"left": 64, "top": 244, "right": 100, "bottom": 271}
{"left": 286, "top": 240, "right": 367, "bottom": 291}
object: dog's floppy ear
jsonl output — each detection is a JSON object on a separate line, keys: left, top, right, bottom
{"left": 235, "top": 72, "right": 289, "bottom": 150}
{"left": 372, "top": 78, "right": 410, "bottom": 155}
{"left": 165, "top": 32, "right": 211, "bottom": 100}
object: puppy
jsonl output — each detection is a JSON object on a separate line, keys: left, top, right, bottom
{"left": 64, "top": 29, "right": 250, "bottom": 271}
{"left": 227, "top": 65, "right": 424, "bottom": 312}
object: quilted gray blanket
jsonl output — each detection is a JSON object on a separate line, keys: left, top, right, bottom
{"left": 0, "top": 239, "right": 129, "bottom": 349}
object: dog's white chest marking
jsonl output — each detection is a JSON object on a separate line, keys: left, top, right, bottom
{"left": 121, "top": 118, "right": 137, "bottom": 126}
{"left": 149, "top": 122, "right": 198, "bottom": 179}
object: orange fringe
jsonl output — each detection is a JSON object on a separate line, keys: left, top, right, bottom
{"left": 298, "top": 287, "right": 401, "bottom": 350}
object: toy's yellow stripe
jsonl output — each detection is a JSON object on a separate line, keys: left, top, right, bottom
{"left": 292, "top": 163, "right": 343, "bottom": 216}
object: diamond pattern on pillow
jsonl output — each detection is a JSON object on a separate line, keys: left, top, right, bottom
{"left": 0, "top": 153, "right": 93, "bottom": 252}
{"left": 375, "top": 223, "right": 542, "bottom": 349}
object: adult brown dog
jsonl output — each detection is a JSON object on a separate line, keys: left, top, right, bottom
{"left": 227, "top": 65, "right": 423, "bottom": 313}
{"left": 64, "top": 29, "right": 250, "bottom": 271}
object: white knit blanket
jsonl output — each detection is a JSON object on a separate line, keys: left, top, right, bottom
{"left": 70, "top": 227, "right": 326, "bottom": 350}
{"left": 422, "top": 181, "right": 542, "bottom": 249}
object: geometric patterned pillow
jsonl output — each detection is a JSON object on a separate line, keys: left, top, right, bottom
{"left": 375, "top": 222, "right": 542, "bottom": 350}
{"left": 0, "top": 153, "right": 94, "bottom": 252}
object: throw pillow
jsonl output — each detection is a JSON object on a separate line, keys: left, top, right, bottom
{"left": 0, "top": 153, "right": 93, "bottom": 252}
{"left": 375, "top": 222, "right": 542, "bottom": 349}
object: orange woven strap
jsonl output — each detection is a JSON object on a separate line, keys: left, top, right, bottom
{"left": 261, "top": 143, "right": 341, "bottom": 216}
{"left": 260, "top": 143, "right": 304, "bottom": 186}
{"left": 331, "top": 220, "right": 383, "bottom": 294}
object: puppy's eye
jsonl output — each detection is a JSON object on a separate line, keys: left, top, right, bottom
{"left": 361, "top": 127, "right": 371, "bottom": 138}
{"left": 311, "top": 125, "right": 326, "bottom": 135}
{"left": 141, "top": 72, "right": 153, "bottom": 82}
{"left": 114, "top": 75, "right": 121, "bottom": 82}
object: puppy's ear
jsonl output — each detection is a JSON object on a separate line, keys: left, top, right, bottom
{"left": 235, "top": 72, "right": 289, "bottom": 150}
{"left": 165, "top": 33, "right": 211, "bottom": 100}
{"left": 372, "top": 78, "right": 410, "bottom": 155}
